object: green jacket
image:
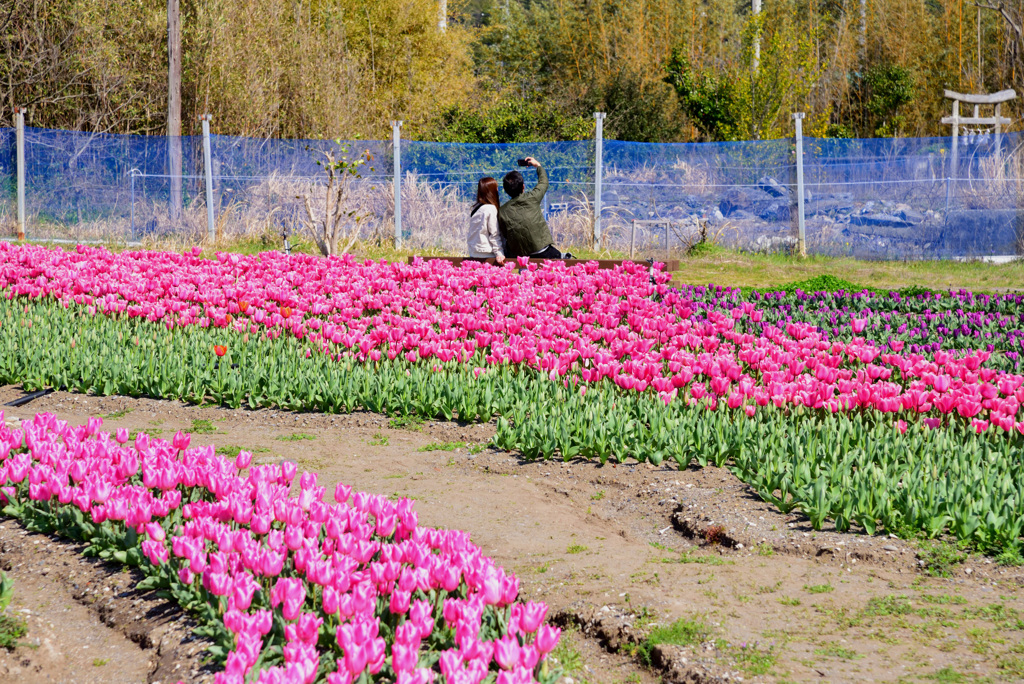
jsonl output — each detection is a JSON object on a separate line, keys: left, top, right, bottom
{"left": 498, "top": 165, "right": 553, "bottom": 257}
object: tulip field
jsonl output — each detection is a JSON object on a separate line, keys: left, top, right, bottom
{"left": 0, "top": 410, "right": 557, "bottom": 684}
{"left": 1, "top": 243, "right": 1024, "bottom": 680}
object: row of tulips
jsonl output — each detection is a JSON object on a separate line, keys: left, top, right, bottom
{"left": 1, "top": 296, "right": 1023, "bottom": 552}
{"left": 1, "top": 244, "right": 1023, "bottom": 430}
{"left": 742, "top": 285, "right": 1024, "bottom": 366}
{"left": 0, "top": 411, "right": 561, "bottom": 684}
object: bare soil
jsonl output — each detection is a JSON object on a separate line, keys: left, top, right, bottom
{"left": 1, "top": 385, "right": 1023, "bottom": 683}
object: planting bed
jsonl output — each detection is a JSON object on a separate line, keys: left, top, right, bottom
{"left": 1, "top": 245, "right": 1024, "bottom": 682}
{"left": 1, "top": 391, "right": 1023, "bottom": 683}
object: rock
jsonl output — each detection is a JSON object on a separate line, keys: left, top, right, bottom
{"left": 751, "top": 235, "right": 798, "bottom": 253}
{"left": 882, "top": 545, "right": 898, "bottom": 552}
{"left": 758, "top": 202, "right": 791, "bottom": 222}
{"left": 849, "top": 213, "right": 914, "bottom": 229}
{"left": 897, "top": 209, "right": 925, "bottom": 224}
{"left": 757, "top": 176, "right": 790, "bottom": 198}
{"left": 807, "top": 198, "right": 855, "bottom": 216}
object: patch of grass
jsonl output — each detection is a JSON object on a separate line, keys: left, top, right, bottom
{"left": 996, "top": 547, "right": 1024, "bottom": 567}
{"left": 756, "top": 542, "right": 775, "bottom": 556}
{"left": 549, "top": 627, "right": 586, "bottom": 681}
{"left": 128, "top": 428, "right": 162, "bottom": 440}
{"left": 862, "top": 594, "right": 915, "bottom": 619}
{"left": 964, "top": 604, "right": 1024, "bottom": 633}
{"left": 387, "top": 415, "right": 424, "bottom": 431}
{"left": 0, "top": 614, "right": 26, "bottom": 650}
{"left": 918, "top": 594, "right": 968, "bottom": 606}
{"left": 917, "top": 540, "right": 968, "bottom": 578}
{"left": 92, "top": 658, "right": 109, "bottom": 666}
{"left": 368, "top": 432, "right": 390, "bottom": 446}
{"left": 275, "top": 432, "right": 316, "bottom": 442}
{"left": 967, "top": 627, "right": 1001, "bottom": 655}
{"left": 1003, "top": 655, "right": 1024, "bottom": 677}
{"left": 637, "top": 616, "right": 713, "bottom": 665}
{"left": 729, "top": 641, "right": 778, "bottom": 676}
{"left": 756, "top": 581, "right": 783, "bottom": 594}
{"left": 101, "top": 408, "right": 132, "bottom": 419}
{"left": 189, "top": 418, "right": 219, "bottom": 435}
{"left": 566, "top": 544, "right": 588, "bottom": 555}
{"left": 813, "top": 643, "right": 861, "bottom": 660}
{"left": 803, "top": 583, "right": 834, "bottom": 594}
{"left": 468, "top": 443, "right": 487, "bottom": 455}
{"left": 417, "top": 441, "right": 465, "bottom": 452}
{"left": 921, "top": 667, "right": 967, "bottom": 683}
{"left": 215, "top": 445, "right": 269, "bottom": 458}
{"left": 675, "top": 551, "right": 729, "bottom": 565}
{"left": 591, "top": 490, "right": 605, "bottom": 501}
{"left": 674, "top": 246, "right": 1024, "bottom": 293}
{"left": 778, "top": 596, "right": 801, "bottom": 606}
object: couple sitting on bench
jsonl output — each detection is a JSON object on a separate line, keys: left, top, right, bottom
{"left": 467, "top": 157, "right": 573, "bottom": 264}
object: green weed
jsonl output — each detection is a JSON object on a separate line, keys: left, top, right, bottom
{"left": 189, "top": 418, "right": 219, "bottom": 434}
{"left": 803, "top": 583, "right": 834, "bottom": 594}
{"left": 387, "top": 415, "right": 424, "bottom": 431}
{"left": 215, "top": 445, "right": 269, "bottom": 458}
{"left": 418, "top": 441, "right": 465, "bottom": 452}
{"left": 276, "top": 432, "right": 316, "bottom": 442}
{"left": 813, "top": 643, "right": 861, "bottom": 660}
{"left": 917, "top": 540, "right": 968, "bottom": 578}
{"left": 637, "top": 616, "right": 713, "bottom": 665}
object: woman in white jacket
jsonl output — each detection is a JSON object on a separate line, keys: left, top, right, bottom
{"left": 467, "top": 177, "right": 505, "bottom": 264}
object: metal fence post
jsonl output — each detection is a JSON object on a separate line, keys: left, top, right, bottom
{"left": 201, "top": 115, "right": 216, "bottom": 243}
{"left": 593, "top": 112, "right": 606, "bottom": 251}
{"left": 793, "top": 112, "right": 807, "bottom": 257}
{"left": 392, "top": 120, "right": 403, "bottom": 250}
{"left": 15, "top": 107, "right": 26, "bottom": 241}
{"left": 130, "top": 170, "right": 136, "bottom": 240}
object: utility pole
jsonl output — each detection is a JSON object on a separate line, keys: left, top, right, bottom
{"left": 167, "top": 0, "right": 182, "bottom": 223}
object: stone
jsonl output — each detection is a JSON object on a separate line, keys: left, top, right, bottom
{"left": 757, "top": 176, "right": 790, "bottom": 198}
{"left": 849, "top": 213, "right": 914, "bottom": 229}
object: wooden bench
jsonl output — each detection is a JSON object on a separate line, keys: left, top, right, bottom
{"left": 407, "top": 256, "right": 680, "bottom": 271}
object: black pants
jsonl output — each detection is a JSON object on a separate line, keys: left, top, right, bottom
{"left": 529, "top": 245, "right": 566, "bottom": 259}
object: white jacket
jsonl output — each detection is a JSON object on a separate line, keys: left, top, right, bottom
{"left": 467, "top": 204, "right": 504, "bottom": 258}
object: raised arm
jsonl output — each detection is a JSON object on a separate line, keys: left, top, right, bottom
{"left": 522, "top": 158, "right": 548, "bottom": 201}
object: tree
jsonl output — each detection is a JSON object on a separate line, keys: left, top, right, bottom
{"left": 664, "top": 50, "right": 740, "bottom": 141}
{"left": 859, "top": 64, "right": 915, "bottom": 137}
{"left": 299, "top": 143, "right": 373, "bottom": 257}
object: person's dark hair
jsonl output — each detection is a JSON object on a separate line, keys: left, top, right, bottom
{"left": 503, "top": 171, "right": 524, "bottom": 198}
{"left": 471, "top": 177, "right": 500, "bottom": 216}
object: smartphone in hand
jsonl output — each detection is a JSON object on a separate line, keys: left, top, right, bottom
{"left": 516, "top": 159, "right": 530, "bottom": 167}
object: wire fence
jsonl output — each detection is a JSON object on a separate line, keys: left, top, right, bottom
{"left": 1, "top": 124, "right": 1021, "bottom": 259}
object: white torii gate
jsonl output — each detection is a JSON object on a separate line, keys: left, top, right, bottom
{"left": 941, "top": 88, "right": 1016, "bottom": 175}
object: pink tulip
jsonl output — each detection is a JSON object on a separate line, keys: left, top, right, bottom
{"left": 535, "top": 624, "right": 560, "bottom": 654}
{"left": 172, "top": 430, "right": 191, "bottom": 451}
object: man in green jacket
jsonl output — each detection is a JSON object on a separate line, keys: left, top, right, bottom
{"left": 499, "top": 157, "right": 573, "bottom": 259}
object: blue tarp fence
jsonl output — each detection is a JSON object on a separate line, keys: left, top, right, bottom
{"left": 0, "top": 126, "right": 1020, "bottom": 259}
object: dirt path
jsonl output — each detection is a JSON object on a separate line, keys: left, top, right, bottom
{"left": 2, "top": 386, "right": 1023, "bottom": 683}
